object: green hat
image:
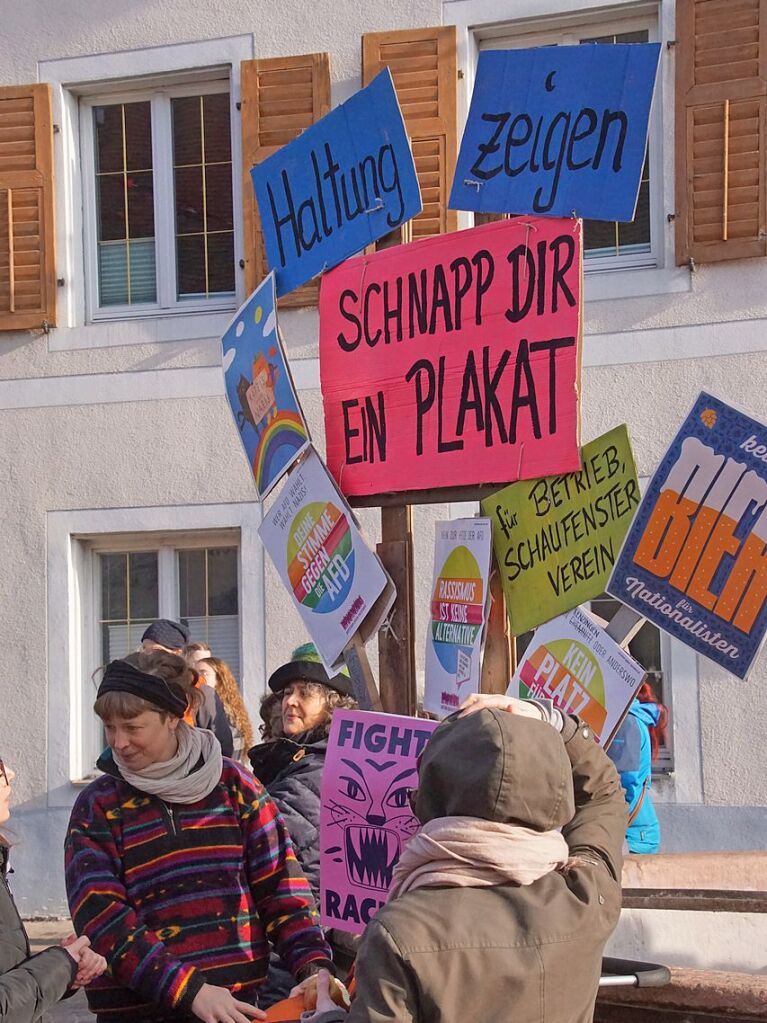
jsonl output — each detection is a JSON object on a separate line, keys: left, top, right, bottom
{"left": 268, "top": 642, "right": 354, "bottom": 697}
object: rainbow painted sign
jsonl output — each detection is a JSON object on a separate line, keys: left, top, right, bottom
{"left": 507, "top": 606, "right": 643, "bottom": 746}
{"left": 424, "top": 519, "right": 492, "bottom": 718}
{"left": 222, "top": 272, "right": 310, "bottom": 500}
{"left": 259, "top": 448, "right": 395, "bottom": 672}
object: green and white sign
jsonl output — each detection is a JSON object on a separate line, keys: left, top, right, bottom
{"left": 482, "top": 425, "right": 639, "bottom": 634}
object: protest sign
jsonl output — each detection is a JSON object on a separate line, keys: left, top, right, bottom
{"left": 482, "top": 425, "right": 639, "bottom": 634}
{"left": 450, "top": 44, "right": 660, "bottom": 222}
{"left": 608, "top": 393, "right": 767, "bottom": 680}
{"left": 508, "top": 606, "right": 643, "bottom": 746}
{"left": 320, "top": 216, "right": 583, "bottom": 497}
{"left": 320, "top": 709, "right": 438, "bottom": 934}
{"left": 258, "top": 448, "right": 395, "bottom": 672}
{"left": 251, "top": 69, "right": 421, "bottom": 297}
{"left": 424, "top": 518, "right": 492, "bottom": 717}
{"left": 221, "top": 273, "right": 310, "bottom": 499}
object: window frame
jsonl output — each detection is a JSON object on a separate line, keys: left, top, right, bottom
{"left": 82, "top": 529, "right": 241, "bottom": 777}
{"left": 472, "top": 7, "right": 665, "bottom": 276}
{"left": 80, "top": 78, "right": 237, "bottom": 322}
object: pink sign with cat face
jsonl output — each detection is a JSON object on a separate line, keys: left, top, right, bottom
{"left": 320, "top": 710, "right": 438, "bottom": 935}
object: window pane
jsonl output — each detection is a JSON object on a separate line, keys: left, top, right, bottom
{"left": 100, "top": 553, "right": 127, "bottom": 621}
{"left": 175, "top": 165, "right": 204, "bottom": 235}
{"left": 178, "top": 546, "right": 240, "bottom": 678}
{"left": 208, "top": 547, "right": 238, "bottom": 616}
{"left": 128, "top": 552, "right": 159, "bottom": 620}
{"left": 203, "top": 93, "right": 231, "bottom": 163}
{"left": 171, "top": 95, "right": 202, "bottom": 167}
{"left": 178, "top": 548, "right": 207, "bottom": 618}
{"left": 207, "top": 232, "right": 235, "bottom": 293}
{"left": 94, "top": 102, "right": 156, "bottom": 307}
{"left": 205, "top": 163, "right": 234, "bottom": 231}
{"left": 98, "top": 550, "right": 158, "bottom": 663}
{"left": 177, "top": 235, "right": 206, "bottom": 298}
{"left": 172, "top": 92, "right": 234, "bottom": 300}
{"left": 98, "top": 239, "right": 156, "bottom": 306}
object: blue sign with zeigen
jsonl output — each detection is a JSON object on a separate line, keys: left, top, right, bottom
{"left": 608, "top": 393, "right": 767, "bottom": 680}
{"left": 449, "top": 44, "right": 661, "bottom": 222}
{"left": 251, "top": 69, "right": 422, "bottom": 296}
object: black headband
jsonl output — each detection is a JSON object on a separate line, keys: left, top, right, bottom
{"left": 98, "top": 660, "right": 189, "bottom": 718}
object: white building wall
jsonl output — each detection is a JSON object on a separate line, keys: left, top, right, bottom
{"left": 0, "top": 0, "right": 765, "bottom": 915}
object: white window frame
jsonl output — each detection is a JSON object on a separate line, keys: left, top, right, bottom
{"left": 40, "top": 34, "right": 252, "bottom": 349}
{"left": 81, "top": 78, "right": 237, "bottom": 322}
{"left": 473, "top": 8, "right": 664, "bottom": 276}
{"left": 83, "top": 532, "right": 240, "bottom": 773}
{"left": 46, "top": 502, "right": 265, "bottom": 795}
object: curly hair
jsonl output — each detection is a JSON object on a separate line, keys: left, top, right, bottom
{"left": 94, "top": 650, "right": 203, "bottom": 722}
{"left": 282, "top": 681, "right": 357, "bottom": 738}
{"left": 200, "top": 657, "right": 255, "bottom": 753}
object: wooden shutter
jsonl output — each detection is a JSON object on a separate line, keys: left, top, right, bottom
{"left": 362, "top": 26, "right": 458, "bottom": 240}
{"left": 0, "top": 84, "right": 56, "bottom": 331}
{"left": 676, "top": 0, "right": 767, "bottom": 264}
{"left": 241, "top": 53, "right": 330, "bottom": 308}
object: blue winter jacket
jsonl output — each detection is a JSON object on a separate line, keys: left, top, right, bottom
{"left": 607, "top": 701, "right": 661, "bottom": 854}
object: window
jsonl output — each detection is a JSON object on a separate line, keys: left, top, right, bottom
{"left": 97, "top": 542, "right": 240, "bottom": 673}
{"left": 477, "top": 13, "right": 661, "bottom": 273}
{"left": 81, "top": 82, "right": 236, "bottom": 318}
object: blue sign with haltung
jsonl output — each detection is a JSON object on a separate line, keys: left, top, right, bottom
{"left": 251, "top": 69, "right": 422, "bottom": 296}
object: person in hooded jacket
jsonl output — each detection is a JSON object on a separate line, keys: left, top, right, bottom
{"left": 248, "top": 644, "right": 357, "bottom": 902}
{"left": 608, "top": 680, "right": 668, "bottom": 854}
{"left": 65, "top": 650, "right": 333, "bottom": 1023}
{"left": 1, "top": 757, "right": 107, "bottom": 1023}
{"left": 297, "top": 692, "right": 627, "bottom": 1023}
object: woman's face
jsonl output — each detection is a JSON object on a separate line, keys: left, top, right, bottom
{"left": 281, "top": 682, "right": 328, "bottom": 737}
{"left": 104, "top": 712, "right": 180, "bottom": 770}
{"left": 0, "top": 761, "right": 15, "bottom": 825}
{"left": 197, "top": 662, "right": 217, "bottom": 688}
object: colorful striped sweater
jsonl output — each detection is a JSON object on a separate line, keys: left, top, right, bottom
{"left": 65, "top": 758, "right": 332, "bottom": 1020}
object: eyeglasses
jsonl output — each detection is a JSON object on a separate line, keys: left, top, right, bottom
{"left": 406, "top": 787, "right": 418, "bottom": 811}
{"left": 0, "top": 759, "right": 8, "bottom": 786}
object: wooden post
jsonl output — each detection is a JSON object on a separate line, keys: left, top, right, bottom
{"left": 343, "top": 633, "right": 383, "bottom": 712}
{"left": 377, "top": 506, "right": 417, "bottom": 715}
{"left": 480, "top": 561, "right": 513, "bottom": 695}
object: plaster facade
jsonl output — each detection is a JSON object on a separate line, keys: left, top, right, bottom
{"left": 0, "top": 0, "right": 765, "bottom": 916}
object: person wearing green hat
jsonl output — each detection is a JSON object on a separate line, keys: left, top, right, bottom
{"left": 249, "top": 643, "right": 357, "bottom": 902}
{"left": 249, "top": 644, "right": 357, "bottom": 1007}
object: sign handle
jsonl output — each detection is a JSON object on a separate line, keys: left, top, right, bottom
{"left": 605, "top": 605, "right": 645, "bottom": 649}
{"left": 343, "top": 633, "right": 383, "bottom": 712}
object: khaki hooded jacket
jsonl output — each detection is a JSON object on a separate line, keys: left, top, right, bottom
{"left": 321, "top": 707, "right": 627, "bottom": 1023}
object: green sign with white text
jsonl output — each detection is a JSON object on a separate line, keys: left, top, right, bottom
{"left": 482, "top": 425, "right": 640, "bottom": 634}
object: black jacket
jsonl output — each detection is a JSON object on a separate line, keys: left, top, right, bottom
{"left": 197, "top": 685, "right": 234, "bottom": 758}
{"left": 249, "top": 732, "right": 327, "bottom": 902}
{"left": 0, "top": 847, "right": 77, "bottom": 1022}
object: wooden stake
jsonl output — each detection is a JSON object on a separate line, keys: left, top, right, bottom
{"left": 343, "top": 633, "right": 383, "bottom": 712}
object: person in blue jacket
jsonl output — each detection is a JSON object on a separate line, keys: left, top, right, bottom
{"left": 608, "top": 681, "right": 668, "bottom": 854}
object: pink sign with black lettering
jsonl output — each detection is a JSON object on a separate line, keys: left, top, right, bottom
{"left": 319, "top": 216, "right": 583, "bottom": 497}
{"left": 320, "top": 710, "right": 438, "bottom": 935}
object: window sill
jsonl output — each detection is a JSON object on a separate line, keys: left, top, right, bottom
{"left": 584, "top": 264, "right": 691, "bottom": 303}
{"left": 48, "top": 307, "right": 238, "bottom": 352}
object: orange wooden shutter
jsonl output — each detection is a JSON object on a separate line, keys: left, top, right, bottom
{"left": 241, "top": 53, "right": 330, "bottom": 308}
{"left": 0, "top": 84, "right": 56, "bottom": 331}
{"left": 676, "top": 0, "right": 767, "bottom": 264}
{"left": 362, "top": 26, "right": 458, "bottom": 240}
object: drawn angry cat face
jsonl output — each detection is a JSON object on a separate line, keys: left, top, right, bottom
{"left": 325, "top": 757, "right": 420, "bottom": 891}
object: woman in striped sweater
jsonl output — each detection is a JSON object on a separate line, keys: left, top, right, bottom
{"left": 65, "top": 651, "right": 333, "bottom": 1023}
